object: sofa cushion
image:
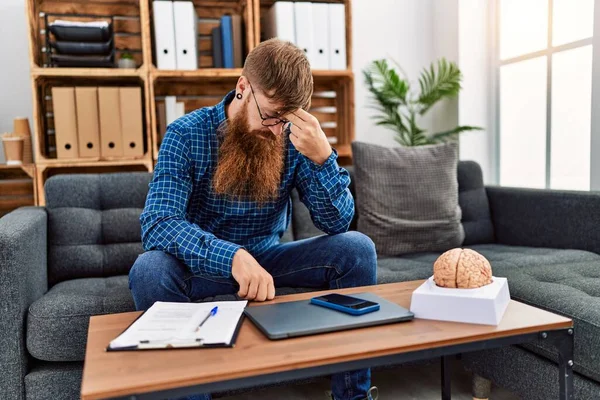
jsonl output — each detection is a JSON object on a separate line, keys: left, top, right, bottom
{"left": 475, "top": 245, "right": 600, "bottom": 383}
{"left": 456, "top": 245, "right": 600, "bottom": 383}
{"left": 377, "top": 244, "right": 600, "bottom": 382}
{"left": 27, "top": 276, "right": 135, "bottom": 362}
{"left": 291, "top": 161, "right": 494, "bottom": 246}
{"left": 351, "top": 141, "right": 464, "bottom": 256}
{"left": 457, "top": 161, "right": 494, "bottom": 245}
{"left": 45, "top": 173, "right": 151, "bottom": 286}
{"left": 25, "top": 361, "right": 83, "bottom": 400}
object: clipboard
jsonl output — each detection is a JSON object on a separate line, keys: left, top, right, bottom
{"left": 106, "top": 301, "right": 247, "bottom": 352}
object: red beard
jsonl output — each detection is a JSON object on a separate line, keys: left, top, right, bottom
{"left": 212, "top": 106, "right": 286, "bottom": 205}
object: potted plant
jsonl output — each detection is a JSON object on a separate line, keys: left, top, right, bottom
{"left": 350, "top": 59, "right": 484, "bottom": 258}
{"left": 363, "top": 58, "right": 481, "bottom": 146}
{"left": 118, "top": 52, "right": 137, "bottom": 69}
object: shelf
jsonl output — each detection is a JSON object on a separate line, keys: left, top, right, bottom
{"left": 0, "top": 164, "right": 36, "bottom": 179}
{"left": 150, "top": 69, "right": 352, "bottom": 79}
{"left": 0, "top": 163, "right": 35, "bottom": 170}
{"left": 36, "top": 157, "right": 152, "bottom": 169}
{"left": 0, "top": 164, "right": 37, "bottom": 214}
{"left": 150, "top": 68, "right": 244, "bottom": 79}
{"left": 31, "top": 67, "right": 145, "bottom": 78}
{"left": 312, "top": 69, "right": 353, "bottom": 78}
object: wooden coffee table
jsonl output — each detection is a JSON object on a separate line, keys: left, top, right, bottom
{"left": 81, "top": 281, "right": 574, "bottom": 400}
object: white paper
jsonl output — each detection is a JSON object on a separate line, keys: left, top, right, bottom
{"left": 109, "top": 301, "right": 247, "bottom": 349}
{"left": 52, "top": 20, "right": 109, "bottom": 28}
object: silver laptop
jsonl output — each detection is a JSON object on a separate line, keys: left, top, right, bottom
{"left": 244, "top": 292, "right": 414, "bottom": 340}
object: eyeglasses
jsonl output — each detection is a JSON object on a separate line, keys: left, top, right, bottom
{"left": 248, "top": 82, "right": 288, "bottom": 127}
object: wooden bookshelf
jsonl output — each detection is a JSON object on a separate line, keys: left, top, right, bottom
{"left": 23, "top": 0, "right": 355, "bottom": 207}
{"left": 31, "top": 67, "right": 144, "bottom": 78}
{"left": 0, "top": 164, "right": 37, "bottom": 215}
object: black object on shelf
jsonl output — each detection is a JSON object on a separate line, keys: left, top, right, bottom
{"left": 44, "top": 13, "right": 117, "bottom": 68}
{"left": 50, "top": 38, "right": 113, "bottom": 55}
{"left": 50, "top": 54, "right": 114, "bottom": 68}
{"left": 48, "top": 20, "right": 113, "bottom": 42}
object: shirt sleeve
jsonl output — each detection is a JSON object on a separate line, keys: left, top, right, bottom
{"left": 140, "top": 128, "right": 241, "bottom": 277}
{"left": 294, "top": 149, "right": 355, "bottom": 234}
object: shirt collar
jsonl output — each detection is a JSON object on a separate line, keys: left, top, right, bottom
{"left": 213, "top": 90, "right": 236, "bottom": 127}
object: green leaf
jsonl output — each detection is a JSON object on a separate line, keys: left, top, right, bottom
{"left": 417, "top": 58, "right": 462, "bottom": 115}
{"left": 363, "top": 57, "right": 478, "bottom": 147}
{"left": 430, "top": 126, "right": 483, "bottom": 143}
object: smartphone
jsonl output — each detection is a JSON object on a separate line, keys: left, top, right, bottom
{"left": 310, "top": 293, "right": 380, "bottom": 316}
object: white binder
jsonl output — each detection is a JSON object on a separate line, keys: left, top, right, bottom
{"left": 294, "top": 2, "right": 315, "bottom": 67}
{"left": 173, "top": 1, "right": 198, "bottom": 70}
{"left": 165, "top": 96, "right": 178, "bottom": 125}
{"left": 328, "top": 3, "right": 346, "bottom": 70}
{"left": 265, "top": 1, "right": 295, "bottom": 44}
{"left": 176, "top": 102, "right": 185, "bottom": 118}
{"left": 153, "top": 0, "right": 177, "bottom": 69}
{"left": 312, "top": 3, "right": 330, "bottom": 69}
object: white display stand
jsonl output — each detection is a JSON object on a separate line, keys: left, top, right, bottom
{"left": 410, "top": 276, "right": 510, "bottom": 326}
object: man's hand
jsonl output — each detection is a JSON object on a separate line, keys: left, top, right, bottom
{"left": 231, "top": 249, "right": 275, "bottom": 301}
{"left": 283, "top": 109, "right": 333, "bottom": 165}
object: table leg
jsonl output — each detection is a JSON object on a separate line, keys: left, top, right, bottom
{"left": 542, "top": 328, "right": 574, "bottom": 400}
{"left": 441, "top": 355, "right": 451, "bottom": 400}
{"left": 556, "top": 330, "right": 574, "bottom": 400}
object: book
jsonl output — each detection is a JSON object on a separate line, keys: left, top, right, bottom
{"left": 231, "top": 14, "right": 243, "bottom": 68}
{"left": 212, "top": 26, "right": 223, "bottom": 68}
{"left": 220, "top": 15, "right": 234, "bottom": 68}
{"left": 108, "top": 300, "right": 248, "bottom": 351}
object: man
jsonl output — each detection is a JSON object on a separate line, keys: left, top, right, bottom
{"left": 129, "top": 38, "right": 378, "bottom": 400}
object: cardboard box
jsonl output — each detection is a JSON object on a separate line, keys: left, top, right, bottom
{"left": 98, "top": 87, "right": 123, "bottom": 157}
{"left": 119, "top": 87, "right": 144, "bottom": 157}
{"left": 75, "top": 87, "right": 100, "bottom": 158}
{"left": 410, "top": 276, "right": 510, "bottom": 326}
{"left": 51, "top": 87, "right": 79, "bottom": 159}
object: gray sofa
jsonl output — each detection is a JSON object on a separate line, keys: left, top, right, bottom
{"left": 2, "top": 161, "right": 600, "bottom": 400}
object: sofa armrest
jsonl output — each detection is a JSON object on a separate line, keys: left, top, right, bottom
{"left": 0, "top": 207, "right": 47, "bottom": 400}
{"left": 486, "top": 186, "right": 600, "bottom": 254}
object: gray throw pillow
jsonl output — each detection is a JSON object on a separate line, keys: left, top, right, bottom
{"left": 351, "top": 141, "right": 465, "bottom": 256}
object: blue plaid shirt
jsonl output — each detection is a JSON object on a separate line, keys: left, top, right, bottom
{"left": 141, "top": 91, "right": 354, "bottom": 278}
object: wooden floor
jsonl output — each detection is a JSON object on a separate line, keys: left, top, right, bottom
{"left": 221, "top": 358, "right": 519, "bottom": 400}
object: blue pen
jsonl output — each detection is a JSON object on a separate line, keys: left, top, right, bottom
{"left": 198, "top": 306, "right": 219, "bottom": 329}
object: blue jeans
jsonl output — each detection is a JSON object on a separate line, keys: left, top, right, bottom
{"left": 129, "top": 231, "right": 377, "bottom": 400}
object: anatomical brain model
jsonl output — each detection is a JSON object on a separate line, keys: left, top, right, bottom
{"left": 433, "top": 248, "right": 493, "bottom": 289}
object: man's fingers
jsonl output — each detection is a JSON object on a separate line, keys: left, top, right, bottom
{"left": 267, "top": 281, "right": 276, "bottom": 300}
{"left": 246, "top": 279, "right": 259, "bottom": 300}
{"left": 285, "top": 121, "right": 302, "bottom": 139}
{"left": 256, "top": 280, "right": 268, "bottom": 302}
{"left": 294, "top": 108, "right": 314, "bottom": 121}
{"left": 237, "top": 279, "right": 250, "bottom": 298}
{"left": 283, "top": 111, "right": 306, "bottom": 127}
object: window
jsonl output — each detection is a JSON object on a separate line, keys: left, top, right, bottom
{"left": 497, "top": 0, "right": 594, "bottom": 190}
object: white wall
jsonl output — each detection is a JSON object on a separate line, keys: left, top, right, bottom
{"left": 458, "top": 0, "right": 495, "bottom": 184}
{"left": 0, "top": 0, "right": 33, "bottom": 164}
{"left": 352, "top": 0, "right": 495, "bottom": 183}
{"left": 353, "top": 0, "right": 435, "bottom": 149}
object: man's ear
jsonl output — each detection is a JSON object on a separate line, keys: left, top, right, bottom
{"left": 237, "top": 76, "right": 248, "bottom": 95}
